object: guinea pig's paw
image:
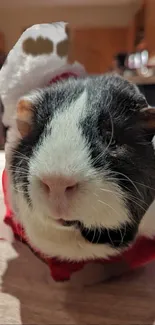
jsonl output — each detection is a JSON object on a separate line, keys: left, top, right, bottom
{"left": 0, "top": 222, "right": 14, "bottom": 243}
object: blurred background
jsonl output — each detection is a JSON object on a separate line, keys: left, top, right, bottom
{"left": 0, "top": 0, "right": 155, "bottom": 146}
{"left": 0, "top": 0, "right": 153, "bottom": 72}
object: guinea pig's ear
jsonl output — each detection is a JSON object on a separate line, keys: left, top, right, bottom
{"left": 16, "top": 99, "right": 34, "bottom": 137}
{"left": 139, "top": 107, "right": 155, "bottom": 139}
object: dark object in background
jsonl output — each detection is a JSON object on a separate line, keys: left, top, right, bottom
{"left": 0, "top": 54, "right": 7, "bottom": 148}
{"left": 0, "top": 97, "right": 7, "bottom": 149}
{"left": 0, "top": 51, "right": 6, "bottom": 70}
{"left": 114, "top": 53, "right": 127, "bottom": 68}
{"left": 138, "top": 84, "right": 155, "bottom": 107}
{"left": 112, "top": 52, "right": 128, "bottom": 75}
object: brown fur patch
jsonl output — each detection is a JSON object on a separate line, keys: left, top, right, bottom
{"left": 22, "top": 37, "right": 53, "bottom": 56}
{"left": 17, "top": 99, "right": 33, "bottom": 137}
{"left": 17, "top": 120, "right": 32, "bottom": 138}
{"left": 17, "top": 99, "right": 32, "bottom": 118}
{"left": 57, "top": 39, "right": 69, "bottom": 58}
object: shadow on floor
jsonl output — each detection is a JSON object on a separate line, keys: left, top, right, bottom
{"left": 1, "top": 239, "right": 155, "bottom": 325}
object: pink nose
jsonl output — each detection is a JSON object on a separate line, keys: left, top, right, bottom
{"left": 42, "top": 175, "right": 78, "bottom": 198}
{"left": 41, "top": 175, "right": 78, "bottom": 216}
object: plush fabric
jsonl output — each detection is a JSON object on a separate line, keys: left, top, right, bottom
{"left": 0, "top": 22, "right": 85, "bottom": 129}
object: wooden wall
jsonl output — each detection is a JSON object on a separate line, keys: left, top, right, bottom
{"left": 125, "top": 0, "right": 155, "bottom": 55}
{"left": 145, "top": 0, "right": 155, "bottom": 54}
{"left": 71, "top": 27, "right": 128, "bottom": 73}
{"left": 0, "top": 32, "right": 5, "bottom": 52}
{"left": 70, "top": 1, "right": 155, "bottom": 73}
{"left": 1, "top": 2, "right": 152, "bottom": 73}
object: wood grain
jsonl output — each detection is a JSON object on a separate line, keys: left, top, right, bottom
{"left": 145, "top": 0, "right": 155, "bottom": 54}
{"left": 1, "top": 239, "right": 155, "bottom": 324}
{"left": 70, "top": 27, "right": 128, "bottom": 73}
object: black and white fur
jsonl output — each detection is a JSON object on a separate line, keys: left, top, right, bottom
{"left": 6, "top": 74, "right": 155, "bottom": 261}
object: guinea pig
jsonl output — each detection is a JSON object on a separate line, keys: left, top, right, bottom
{"left": 5, "top": 74, "right": 155, "bottom": 261}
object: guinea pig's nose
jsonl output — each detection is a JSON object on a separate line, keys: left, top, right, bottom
{"left": 41, "top": 175, "right": 78, "bottom": 198}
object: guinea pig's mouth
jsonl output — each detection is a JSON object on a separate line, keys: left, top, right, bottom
{"left": 58, "top": 218, "right": 80, "bottom": 227}
{"left": 57, "top": 219, "right": 137, "bottom": 247}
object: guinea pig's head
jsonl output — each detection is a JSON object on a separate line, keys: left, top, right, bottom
{"left": 8, "top": 74, "right": 155, "bottom": 261}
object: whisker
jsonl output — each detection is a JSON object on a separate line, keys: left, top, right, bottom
{"left": 96, "top": 228, "right": 102, "bottom": 244}
{"left": 133, "top": 180, "right": 155, "bottom": 192}
{"left": 110, "top": 171, "right": 142, "bottom": 198}
{"left": 107, "top": 228, "right": 114, "bottom": 247}
{"left": 91, "top": 226, "right": 96, "bottom": 244}
{"left": 90, "top": 112, "right": 114, "bottom": 166}
{"left": 7, "top": 171, "right": 29, "bottom": 176}
{"left": 97, "top": 199, "right": 121, "bottom": 217}
{"left": 99, "top": 185, "right": 147, "bottom": 211}
{"left": 99, "top": 186, "right": 147, "bottom": 206}
{"left": 107, "top": 173, "right": 155, "bottom": 194}
{"left": 104, "top": 112, "right": 114, "bottom": 152}
{"left": 12, "top": 149, "right": 29, "bottom": 159}
{"left": 119, "top": 224, "right": 126, "bottom": 247}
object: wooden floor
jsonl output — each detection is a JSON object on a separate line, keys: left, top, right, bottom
{"left": 0, "top": 151, "right": 155, "bottom": 325}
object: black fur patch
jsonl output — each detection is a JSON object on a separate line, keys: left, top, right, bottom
{"left": 80, "top": 221, "right": 137, "bottom": 247}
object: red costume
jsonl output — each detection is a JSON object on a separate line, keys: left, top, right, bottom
{"left": 2, "top": 169, "right": 155, "bottom": 282}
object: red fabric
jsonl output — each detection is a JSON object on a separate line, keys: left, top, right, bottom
{"left": 2, "top": 169, "right": 155, "bottom": 281}
{"left": 49, "top": 72, "right": 77, "bottom": 85}
{"left": 1, "top": 71, "right": 155, "bottom": 281}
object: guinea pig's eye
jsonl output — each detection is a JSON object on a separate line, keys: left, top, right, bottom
{"left": 105, "top": 132, "right": 117, "bottom": 149}
{"left": 110, "top": 138, "right": 117, "bottom": 147}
